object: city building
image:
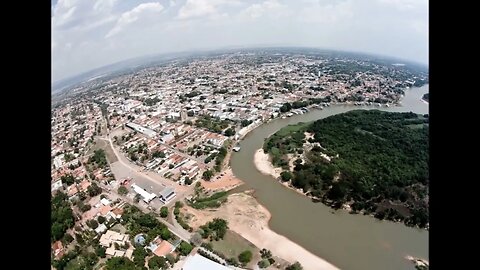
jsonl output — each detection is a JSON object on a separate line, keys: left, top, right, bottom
{"left": 158, "top": 186, "right": 176, "bottom": 204}
{"left": 131, "top": 183, "right": 157, "bottom": 203}
{"left": 125, "top": 122, "right": 157, "bottom": 138}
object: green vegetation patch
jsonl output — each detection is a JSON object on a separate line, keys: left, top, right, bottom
{"left": 265, "top": 110, "right": 429, "bottom": 228}
{"left": 263, "top": 122, "right": 309, "bottom": 168}
{"left": 210, "top": 230, "right": 258, "bottom": 259}
{"left": 188, "top": 191, "right": 228, "bottom": 209}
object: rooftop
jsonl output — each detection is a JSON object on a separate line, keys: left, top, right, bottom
{"left": 159, "top": 186, "right": 175, "bottom": 198}
{"left": 131, "top": 183, "right": 157, "bottom": 203}
{"left": 182, "top": 253, "right": 231, "bottom": 270}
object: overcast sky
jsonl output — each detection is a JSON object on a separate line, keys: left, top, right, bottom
{"left": 52, "top": 0, "right": 428, "bottom": 82}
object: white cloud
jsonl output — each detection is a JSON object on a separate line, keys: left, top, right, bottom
{"left": 240, "top": 0, "right": 288, "bottom": 19}
{"left": 177, "top": 0, "right": 242, "bottom": 20}
{"left": 52, "top": 0, "right": 117, "bottom": 31}
{"left": 377, "top": 0, "right": 428, "bottom": 11}
{"left": 106, "top": 2, "right": 164, "bottom": 38}
{"left": 410, "top": 19, "right": 428, "bottom": 35}
{"left": 298, "top": 0, "right": 354, "bottom": 23}
{"left": 177, "top": 0, "right": 218, "bottom": 19}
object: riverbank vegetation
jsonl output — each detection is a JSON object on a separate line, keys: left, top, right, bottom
{"left": 263, "top": 110, "right": 429, "bottom": 228}
{"left": 188, "top": 191, "right": 228, "bottom": 209}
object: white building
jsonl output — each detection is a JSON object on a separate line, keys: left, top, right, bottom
{"left": 182, "top": 253, "right": 232, "bottom": 270}
{"left": 125, "top": 122, "right": 157, "bottom": 138}
{"left": 131, "top": 183, "right": 157, "bottom": 203}
{"left": 159, "top": 187, "right": 176, "bottom": 204}
{"left": 51, "top": 180, "right": 63, "bottom": 192}
{"left": 53, "top": 155, "right": 64, "bottom": 169}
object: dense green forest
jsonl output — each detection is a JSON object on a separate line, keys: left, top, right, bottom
{"left": 51, "top": 191, "right": 75, "bottom": 242}
{"left": 263, "top": 110, "right": 429, "bottom": 228}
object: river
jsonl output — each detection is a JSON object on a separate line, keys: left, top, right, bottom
{"left": 230, "top": 85, "right": 429, "bottom": 270}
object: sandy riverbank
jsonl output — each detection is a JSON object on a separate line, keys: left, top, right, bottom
{"left": 184, "top": 192, "right": 338, "bottom": 270}
{"left": 254, "top": 149, "right": 283, "bottom": 179}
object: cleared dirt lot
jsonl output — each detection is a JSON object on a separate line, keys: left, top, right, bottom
{"left": 200, "top": 168, "right": 243, "bottom": 192}
{"left": 88, "top": 138, "right": 118, "bottom": 163}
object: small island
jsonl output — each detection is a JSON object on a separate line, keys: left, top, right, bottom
{"left": 262, "top": 110, "right": 429, "bottom": 228}
{"left": 422, "top": 93, "right": 429, "bottom": 103}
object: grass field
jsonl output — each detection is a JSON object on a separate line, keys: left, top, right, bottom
{"left": 210, "top": 230, "right": 260, "bottom": 266}
{"left": 274, "top": 121, "right": 310, "bottom": 137}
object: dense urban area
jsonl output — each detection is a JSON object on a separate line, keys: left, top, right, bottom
{"left": 51, "top": 49, "right": 428, "bottom": 270}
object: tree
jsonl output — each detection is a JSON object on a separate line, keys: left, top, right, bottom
{"left": 95, "top": 246, "right": 106, "bottom": 258}
{"left": 148, "top": 256, "right": 168, "bottom": 270}
{"left": 202, "top": 170, "right": 214, "bottom": 181}
{"left": 51, "top": 192, "right": 74, "bottom": 242}
{"left": 61, "top": 174, "right": 75, "bottom": 186}
{"left": 286, "top": 262, "right": 303, "bottom": 270}
{"left": 160, "top": 228, "right": 171, "bottom": 240}
{"left": 75, "top": 233, "right": 84, "bottom": 245}
{"left": 258, "top": 259, "right": 270, "bottom": 268}
{"left": 175, "top": 201, "right": 184, "bottom": 208}
{"left": 165, "top": 254, "right": 176, "bottom": 266}
{"left": 87, "top": 183, "right": 102, "bottom": 197}
{"left": 63, "top": 233, "right": 74, "bottom": 244}
{"left": 224, "top": 128, "right": 236, "bottom": 136}
{"left": 184, "top": 177, "right": 193, "bottom": 185}
{"left": 87, "top": 219, "right": 99, "bottom": 229}
{"left": 241, "top": 119, "right": 253, "bottom": 127}
{"left": 226, "top": 257, "right": 239, "bottom": 267}
{"left": 118, "top": 186, "right": 128, "bottom": 195}
{"left": 238, "top": 250, "right": 252, "bottom": 264}
{"left": 280, "top": 171, "right": 293, "bottom": 182}
{"left": 152, "top": 151, "right": 166, "bottom": 158}
{"left": 133, "top": 247, "right": 148, "bottom": 267}
{"left": 134, "top": 194, "right": 142, "bottom": 203}
{"left": 79, "top": 202, "right": 91, "bottom": 212}
{"left": 105, "top": 257, "right": 136, "bottom": 270}
{"left": 160, "top": 207, "right": 169, "bottom": 218}
{"left": 177, "top": 241, "right": 193, "bottom": 256}
{"left": 200, "top": 218, "right": 228, "bottom": 240}
{"left": 97, "top": 216, "right": 106, "bottom": 224}
{"left": 168, "top": 164, "right": 174, "bottom": 169}
{"left": 260, "top": 248, "right": 272, "bottom": 259}
{"left": 280, "top": 102, "right": 292, "bottom": 112}
{"left": 78, "top": 191, "right": 87, "bottom": 201}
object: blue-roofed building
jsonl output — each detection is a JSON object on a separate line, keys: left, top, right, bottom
{"left": 134, "top": 234, "right": 146, "bottom": 246}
